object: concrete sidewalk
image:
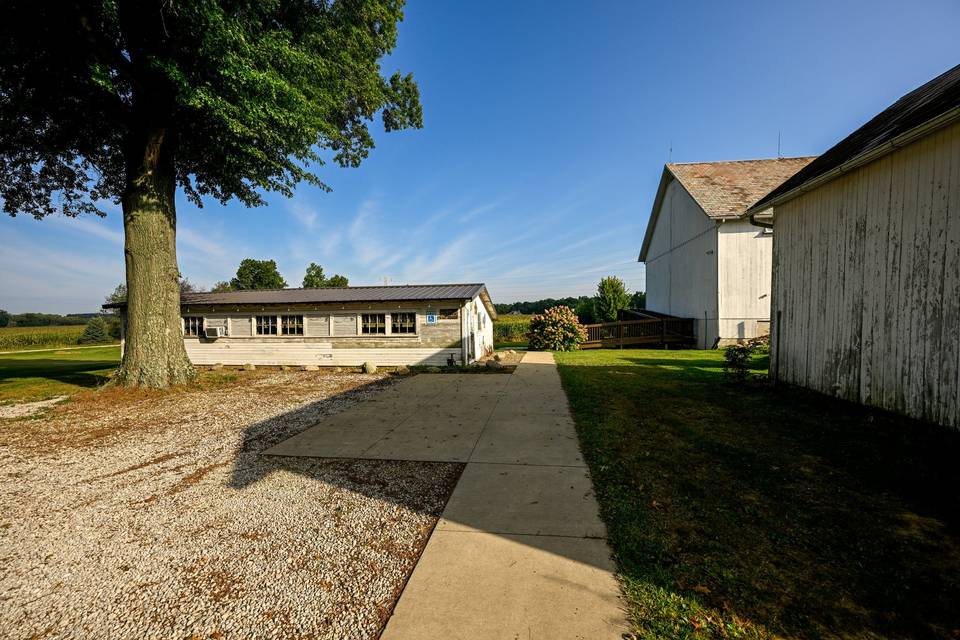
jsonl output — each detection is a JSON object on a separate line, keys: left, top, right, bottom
{"left": 265, "top": 352, "right": 626, "bottom": 637}
{"left": 382, "top": 351, "right": 625, "bottom": 639}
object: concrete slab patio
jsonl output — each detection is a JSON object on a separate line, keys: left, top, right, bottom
{"left": 265, "top": 351, "right": 626, "bottom": 638}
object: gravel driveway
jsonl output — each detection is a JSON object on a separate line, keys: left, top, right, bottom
{"left": 0, "top": 370, "right": 461, "bottom": 640}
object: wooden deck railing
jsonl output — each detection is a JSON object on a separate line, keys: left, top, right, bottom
{"left": 580, "top": 317, "right": 695, "bottom": 349}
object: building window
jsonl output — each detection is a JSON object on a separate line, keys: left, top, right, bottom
{"left": 183, "top": 316, "right": 204, "bottom": 337}
{"left": 361, "top": 313, "right": 386, "bottom": 335}
{"left": 440, "top": 308, "right": 459, "bottom": 320}
{"left": 255, "top": 315, "right": 278, "bottom": 335}
{"left": 280, "top": 315, "right": 304, "bottom": 336}
{"left": 392, "top": 312, "right": 416, "bottom": 335}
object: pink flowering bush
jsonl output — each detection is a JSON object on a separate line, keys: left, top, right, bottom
{"left": 527, "top": 305, "right": 587, "bottom": 351}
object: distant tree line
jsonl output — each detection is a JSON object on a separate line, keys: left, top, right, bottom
{"left": 494, "top": 297, "right": 594, "bottom": 316}
{"left": 495, "top": 281, "right": 645, "bottom": 324}
{"left": 0, "top": 310, "right": 98, "bottom": 328}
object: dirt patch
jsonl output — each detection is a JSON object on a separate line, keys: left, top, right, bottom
{"left": 485, "top": 349, "right": 525, "bottom": 365}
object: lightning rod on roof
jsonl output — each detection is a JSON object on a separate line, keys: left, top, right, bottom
{"left": 777, "top": 130, "right": 782, "bottom": 158}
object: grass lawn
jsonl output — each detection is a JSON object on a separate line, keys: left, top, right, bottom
{"left": 0, "top": 346, "right": 120, "bottom": 403}
{"left": 555, "top": 348, "right": 960, "bottom": 639}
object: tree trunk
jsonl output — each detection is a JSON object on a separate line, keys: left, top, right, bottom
{"left": 113, "top": 127, "right": 196, "bottom": 388}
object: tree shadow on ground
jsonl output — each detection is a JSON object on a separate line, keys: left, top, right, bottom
{"left": 0, "top": 356, "right": 117, "bottom": 390}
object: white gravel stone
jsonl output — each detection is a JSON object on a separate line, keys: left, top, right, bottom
{"left": 0, "top": 370, "right": 459, "bottom": 640}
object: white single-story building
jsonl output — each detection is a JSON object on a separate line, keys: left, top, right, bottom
{"left": 638, "top": 156, "right": 814, "bottom": 347}
{"left": 746, "top": 63, "right": 960, "bottom": 427}
{"left": 104, "top": 283, "right": 496, "bottom": 367}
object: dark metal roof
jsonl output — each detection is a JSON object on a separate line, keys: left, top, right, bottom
{"left": 751, "top": 63, "right": 960, "bottom": 212}
{"left": 103, "top": 283, "right": 497, "bottom": 318}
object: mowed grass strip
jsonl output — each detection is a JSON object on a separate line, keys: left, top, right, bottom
{"left": 554, "top": 349, "right": 960, "bottom": 640}
{"left": 0, "top": 346, "right": 120, "bottom": 403}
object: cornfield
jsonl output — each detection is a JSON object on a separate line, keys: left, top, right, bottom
{"left": 0, "top": 325, "right": 87, "bottom": 351}
{"left": 493, "top": 314, "right": 532, "bottom": 346}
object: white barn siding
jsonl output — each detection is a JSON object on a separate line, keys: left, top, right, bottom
{"left": 470, "top": 295, "right": 495, "bottom": 359}
{"left": 231, "top": 316, "right": 252, "bottom": 337}
{"left": 771, "top": 120, "right": 960, "bottom": 426}
{"left": 644, "top": 179, "right": 719, "bottom": 347}
{"left": 717, "top": 218, "right": 773, "bottom": 341}
{"left": 332, "top": 314, "right": 357, "bottom": 336}
{"left": 184, "top": 341, "right": 459, "bottom": 367}
{"left": 306, "top": 315, "right": 330, "bottom": 336}
{"left": 179, "top": 305, "right": 470, "bottom": 368}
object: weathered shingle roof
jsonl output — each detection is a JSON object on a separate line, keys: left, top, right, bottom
{"left": 104, "top": 283, "right": 497, "bottom": 318}
{"left": 638, "top": 157, "right": 814, "bottom": 261}
{"left": 668, "top": 157, "right": 816, "bottom": 219}
{"left": 751, "top": 63, "right": 960, "bottom": 212}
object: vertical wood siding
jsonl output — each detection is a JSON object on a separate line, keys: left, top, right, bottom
{"left": 306, "top": 315, "right": 329, "bottom": 337}
{"left": 717, "top": 219, "right": 773, "bottom": 341}
{"left": 333, "top": 314, "right": 357, "bottom": 336}
{"left": 771, "top": 121, "right": 960, "bottom": 426}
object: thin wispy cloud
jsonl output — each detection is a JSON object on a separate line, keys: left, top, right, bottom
{"left": 397, "top": 231, "right": 478, "bottom": 283}
{"left": 288, "top": 200, "right": 320, "bottom": 230}
{"left": 345, "top": 197, "right": 411, "bottom": 275}
{"left": 179, "top": 226, "right": 228, "bottom": 257}
{"left": 457, "top": 200, "right": 503, "bottom": 223}
{"left": 49, "top": 215, "right": 124, "bottom": 245}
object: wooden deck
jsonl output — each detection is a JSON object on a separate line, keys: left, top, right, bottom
{"left": 580, "top": 318, "right": 695, "bottom": 349}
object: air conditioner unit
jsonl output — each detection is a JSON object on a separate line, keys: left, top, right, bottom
{"left": 204, "top": 326, "right": 225, "bottom": 339}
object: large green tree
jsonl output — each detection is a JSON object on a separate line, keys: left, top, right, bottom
{"left": 230, "top": 258, "right": 287, "bottom": 291}
{"left": 0, "top": 1, "right": 422, "bottom": 387}
{"left": 230, "top": 258, "right": 287, "bottom": 290}
{"left": 324, "top": 274, "right": 349, "bottom": 288}
{"left": 210, "top": 281, "right": 233, "bottom": 293}
{"left": 302, "top": 262, "right": 349, "bottom": 288}
{"left": 594, "top": 276, "right": 631, "bottom": 322}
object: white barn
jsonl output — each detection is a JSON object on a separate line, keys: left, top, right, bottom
{"left": 104, "top": 283, "right": 496, "bottom": 368}
{"left": 638, "top": 157, "right": 814, "bottom": 347}
{"left": 747, "top": 64, "right": 960, "bottom": 427}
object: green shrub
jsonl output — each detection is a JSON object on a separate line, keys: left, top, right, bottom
{"left": 527, "top": 306, "right": 587, "bottom": 351}
{"left": 722, "top": 336, "right": 769, "bottom": 381}
{"left": 78, "top": 316, "right": 109, "bottom": 344}
{"left": 723, "top": 344, "right": 753, "bottom": 382}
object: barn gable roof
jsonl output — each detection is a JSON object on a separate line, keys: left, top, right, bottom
{"left": 104, "top": 283, "right": 498, "bottom": 319}
{"left": 749, "top": 63, "right": 960, "bottom": 213}
{"left": 638, "top": 157, "right": 815, "bottom": 261}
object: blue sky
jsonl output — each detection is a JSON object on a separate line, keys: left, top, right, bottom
{"left": 3, "top": 0, "right": 959, "bottom": 313}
